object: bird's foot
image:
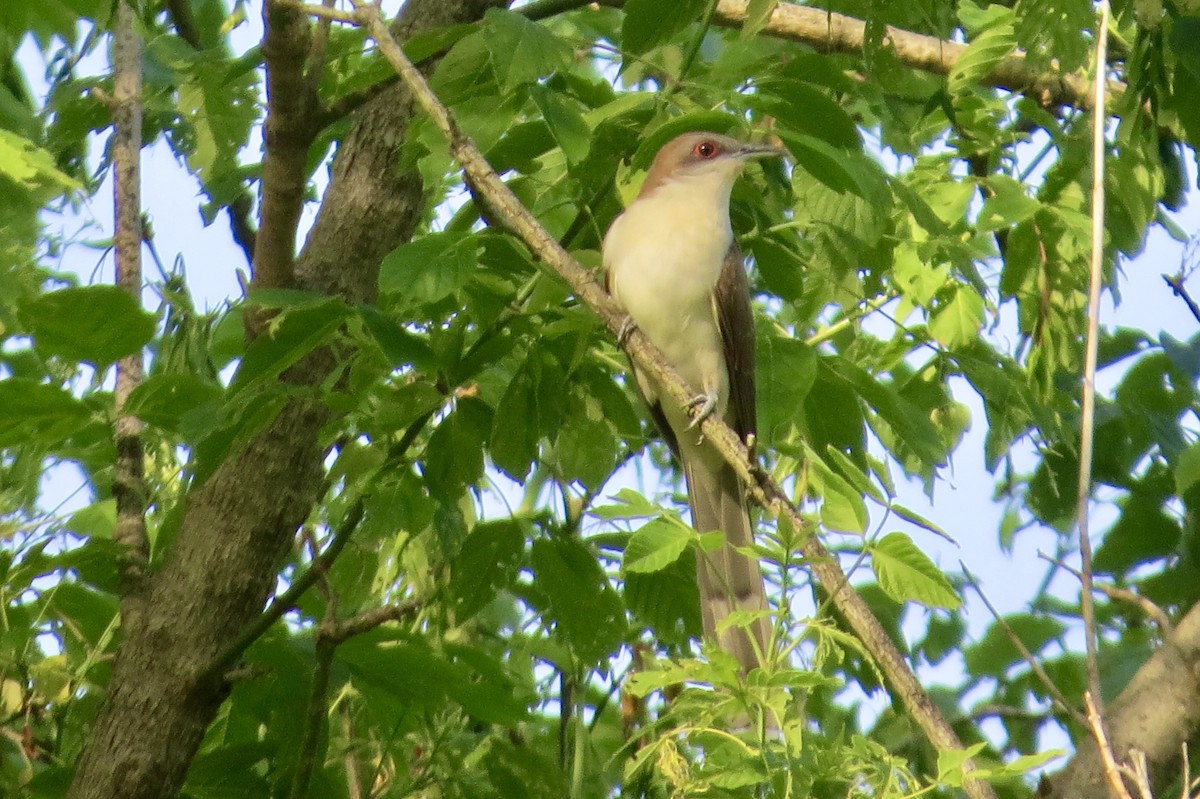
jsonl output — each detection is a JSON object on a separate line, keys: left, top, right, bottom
{"left": 686, "top": 389, "right": 719, "bottom": 430}
{"left": 616, "top": 316, "right": 637, "bottom": 346}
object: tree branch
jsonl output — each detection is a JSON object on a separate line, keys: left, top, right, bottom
{"left": 251, "top": 0, "right": 318, "bottom": 304}
{"left": 710, "top": 0, "right": 1120, "bottom": 110}
{"left": 1075, "top": 0, "right": 1110, "bottom": 724}
{"left": 350, "top": 4, "right": 996, "bottom": 797}
{"left": 110, "top": 0, "right": 150, "bottom": 624}
{"left": 288, "top": 599, "right": 421, "bottom": 798}
{"left": 65, "top": 2, "right": 508, "bottom": 797}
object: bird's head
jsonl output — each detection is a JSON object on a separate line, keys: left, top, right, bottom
{"left": 638, "top": 131, "right": 785, "bottom": 200}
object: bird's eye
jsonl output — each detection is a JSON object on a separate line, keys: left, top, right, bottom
{"left": 693, "top": 141, "right": 720, "bottom": 158}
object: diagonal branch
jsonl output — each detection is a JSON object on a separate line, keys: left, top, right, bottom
{"left": 110, "top": 0, "right": 150, "bottom": 624}
{"left": 349, "top": 4, "right": 997, "bottom": 797}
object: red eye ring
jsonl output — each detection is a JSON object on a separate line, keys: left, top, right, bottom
{"left": 693, "top": 141, "right": 720, "bottom": 158}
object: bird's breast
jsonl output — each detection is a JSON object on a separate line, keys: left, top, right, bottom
{"left": 603, "top": 182, "right": 734, "bottom": 400}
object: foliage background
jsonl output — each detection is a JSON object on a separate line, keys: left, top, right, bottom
{"left": 1, "top": 0, "right": 1199, "bottom": 797}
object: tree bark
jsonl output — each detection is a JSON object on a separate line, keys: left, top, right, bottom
{"left": 65, "top": 2, "right": 507, "bottom": 797}
{"left": 1047, "top": 602, "right": 1200, "bottom": 799}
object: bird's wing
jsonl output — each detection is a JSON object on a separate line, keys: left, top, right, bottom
{"left": 713, "top": 242, "right": 756, "bottom": 442}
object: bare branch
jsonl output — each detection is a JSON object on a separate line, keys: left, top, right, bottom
{"left": 349, "top": 4, "right": 997, "bottom": 797}
{"left": 1162, "top": 273, "right": 1200, "bottom": 327}
{"left": 1085, "top": 692, "right": 1136, "bottom": 799}
{"left": 111, "top": 0, "right": 150, "bottom": 622}
{"left": 710, "top": 0, "right": 1119, "bottom": 111}
{"left": 963, "top": 565, "right": 1086, "bottom": 727}
{"left": 1075, "top": 0, "right": 1111, "bottom": 723}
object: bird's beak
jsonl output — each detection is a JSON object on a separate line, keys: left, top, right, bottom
{"left": 734, "top": 141, "right": 787, "bottom": 160}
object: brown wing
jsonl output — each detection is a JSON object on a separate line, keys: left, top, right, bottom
{"left": 714, "top": 242, "right": 756, "bottom": 442}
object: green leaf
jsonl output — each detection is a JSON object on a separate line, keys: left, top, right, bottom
{"left": 947, "top": 21, "right": 1016, "bottom": 95}
{"left": 123, "top": 375, "right": 223, "bottom": 438}
{"left": 1176, "top": 442, "right": 1200, "bottom": 495}
{"left": 624, "top": 518, "right": 693, "bottom": 574}
{"left": 378, "top": 232, "right": 483, "bottom": 306}
{"left": 0, "top": 379, "right": 92, "bottom": 447}
{"left": 624, "top": 553, "right": 702, "bottom": 645}
{"left": 622, "top": 0, "right": 708, "bottom": 55}
{"left": 756, "top": 333, "right": 817, "bottom": 446}
{"left": 591, "top": 489, "right": 671, "bottom": 521}
{"left": 741, "top": 0, "right": 779, "bottom": 38}
{"left": 20, "top": 286, "right": 156, "bottom": 366}
{"left": 753, "top": 81, "right": 860, "bottom": 151}
{"left": 977, "top": 175, "right": 1041, "bottom": 231}
{"left": 928, "top": 284, "right": 984, "bottom": 348}
{"left": 823, "top": 444, "right": 885, "bottom": 503}
{"left": 425, "top": 397, "right": 493, "bottom": 499}
{"left": 823, "top": 357, "right": 944, "bottom": 466}
{"left": 530, "top": 538, "right": 626, "bottom": 663}
{"left": 227, "top": 299, "right": 349, "bottom": 396}
{"left": 805, "top": 445, "right": 868, "bottom": 534}
{"left": 529, "top": 84, "right": 591, "bottom": 165}
{"left": 451, "top": 519, "right": 526, "bottom": 619}
{"left": 490, "top": 350, "right": 566, "bottom": 482}
{"left": 66, "top": 499, "right": 116, "bottom": 540}
{"left": 870, "top": 532, "right": 960, "bottom": 609}
{"left": 0, "top": 129, "right": 79, "bottom": 192}
{"left": 483, "top": 8, "right": 574, "bottom": 91}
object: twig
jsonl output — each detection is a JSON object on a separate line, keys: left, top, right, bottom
{"left": 1126, "top": 750, "right": 1153, "bottom": 799}
{"left": 962, "top": 564, "right": 1087, "bottom": 727}
{"left": 1076, "top": 0, "right": 1110, "bottom": 722}
{"left": 306, "top": 0, "right": 338, "bottom": 93}
{"left": 110, "top": 0, "right": 150, "bottom": 622}
{"left": 347, "top": 5, "right": 998, "bottom": 797}
{"left": 1093, "top": 583, "right": 1172, "bottom": 639}
{"left": 341, "top": 704, "right": 364, "bottom": 799}
{"left": 1162, "top": 274, "right": 1200, "bottom": 327}
{"left": 287, "top": 597, "right": 421, "bottom": 799}
{"left": 289, "top": 634, "right": 336, "bottom": 799}
{"left": 1085, "top": 691, "right": 1135, "bottom": 799}
{"left": 1039, "top": 553, "right": 1174, "bottom": 638}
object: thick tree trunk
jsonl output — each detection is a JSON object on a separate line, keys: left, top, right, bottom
{"left": 66, "top": 2, "right": 507, "bottom": 797}
{"left": 1047, "top": 602, "right": 1200, "bottom": 799}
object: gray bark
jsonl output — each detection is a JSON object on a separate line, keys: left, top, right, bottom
{"left": 65, "top": 2, "right": 507, "bottom": 797}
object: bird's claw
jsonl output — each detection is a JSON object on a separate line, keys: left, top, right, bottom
{"left": 686, "top": 390, "right": 719, "bottom": 430}
{"left": 616, "top": 317, "right": 637, "bottom": 346}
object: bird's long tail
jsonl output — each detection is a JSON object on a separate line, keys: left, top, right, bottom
{"left": 683, "top": 446, "right": 770, "bottom": 674}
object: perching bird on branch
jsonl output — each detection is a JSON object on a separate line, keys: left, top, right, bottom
{"left": 603, "top": 131, "right": 785, "bottom": 673}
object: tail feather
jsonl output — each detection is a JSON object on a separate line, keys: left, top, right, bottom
{"left": 682, "top": 447, "right": 770, "bottom": 673}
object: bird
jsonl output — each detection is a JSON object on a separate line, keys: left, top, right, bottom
{"left": 603, "top": 131, "right": 784, "bottom": 673}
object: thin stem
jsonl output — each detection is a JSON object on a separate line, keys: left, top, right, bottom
{"left": 289, "top": 635, "right": 335, "bottom": 799}
{"left": 1075, "top": 0, "right": 1110, "bottom": 720}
